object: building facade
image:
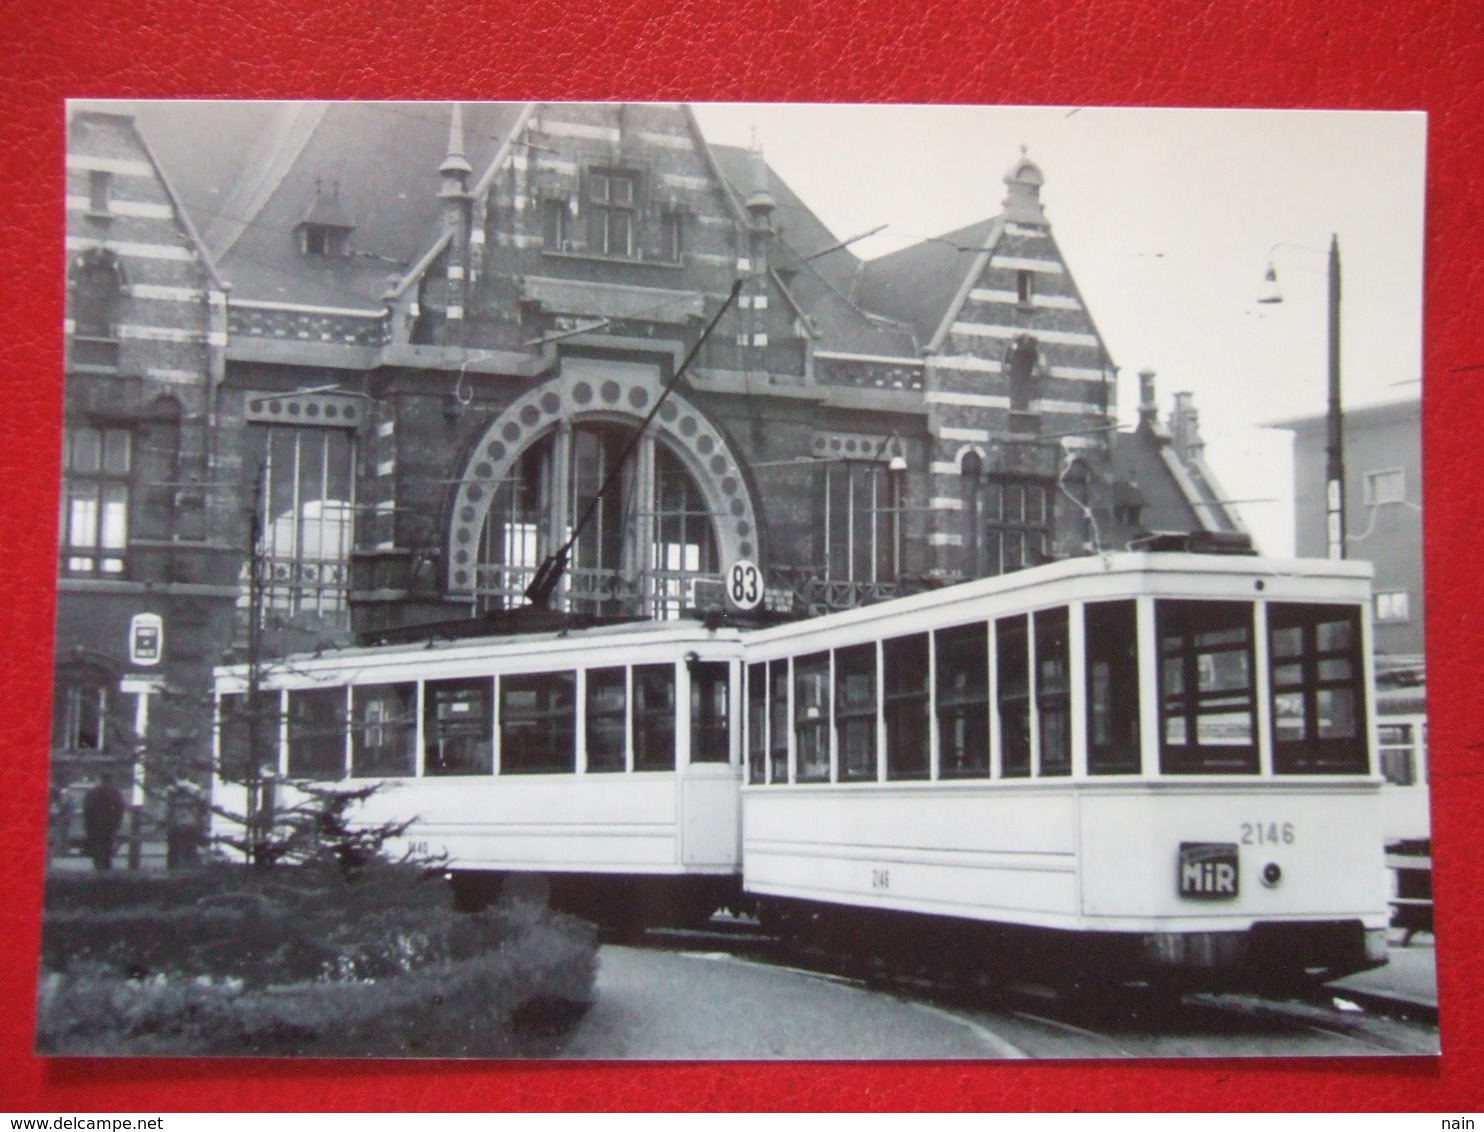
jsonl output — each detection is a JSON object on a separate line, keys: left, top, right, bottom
{"left": 55, "top": 102, "right": 1245, "bottom": 860}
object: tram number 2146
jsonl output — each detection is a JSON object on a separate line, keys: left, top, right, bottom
{"left": 1241, "top": 822, "right": 1295, "bottom": 846}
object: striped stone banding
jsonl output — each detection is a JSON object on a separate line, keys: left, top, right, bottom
{"left": 66, "top": 197, "right": 174, "bottom": 220}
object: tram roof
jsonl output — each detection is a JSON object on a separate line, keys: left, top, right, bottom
{"left": 217, "top": 551, "right": 1371, "bottom": 682}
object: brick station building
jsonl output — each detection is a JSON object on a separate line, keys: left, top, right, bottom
{"left": 56, "top": 102, "right": 1243, "bottom": 859}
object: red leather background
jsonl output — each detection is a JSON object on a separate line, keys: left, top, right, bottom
{"left": 3, "top": 0, "right": 1481, "bottom": 1111}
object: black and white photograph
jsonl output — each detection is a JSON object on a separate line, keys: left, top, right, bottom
{"left": 42, "top": 100, "right": 1435, "bottom": 1060}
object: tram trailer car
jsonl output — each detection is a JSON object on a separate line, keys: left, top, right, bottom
{"left": 739, "top": 552, "right": 1391, "bottom": 992}
{"left": 213, "top": 619, "right": 748, "bottom": 931}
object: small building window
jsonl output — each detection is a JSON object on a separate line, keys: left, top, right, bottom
{"left": 834, "top": 644, "right": 877, "bottom": 782}
{"left": 884, "top": 633, "right": 930, "bottom": 781}
{"left": 53, "top": 664, "right": 118, "bottom": 752}
{"left": 1363, "top": 468, "right": 1405, "bottom": 506}
{"left": 542, "top": 198, "right": 571, "bottom": 251}
{"left": 287, "top": 688, "right": 347, "bottom": 780}
{"left": 69, "top": 249, "right": 125, "bottom": 366}
{"left": 1376, "top": 590, "right": 1410, "bottom": 622}
{"left": 822, "top": 461, "right": 903, "bottom": 588}
{"left": 633, "top": 663, "right": 676, "bottom": 771}
{"left": 984, "top": 477, "right": 1052, "bottom": 577}
{"left": 60, "top": 425, "right": 131, "bottom": 576}
{"left": 500, "top": 672, "right": 575, "bottom": 775}
{"left": 1016, "top": 269, "right": 1034, "bottom": 306}
{"left": 88, "top": 170, "right": 112, "bottom": 215}
{"left": 937, "top": 624, "right": 989, "bottom": 779}
{"left": 351, "top": 683, "right": 417, "bottom": 779}
{"left": 427, "top": 678, "right": 494, "bottom": 777}
{"left": 588, "top": 169, "right": 639, "bottom": 258}
{"left": 661, "top": 210, "right": 684, "bottom": 263}
{"left": 794, "top": 653, "right": 831, "bottom": 783}
{"left": 1378, "top": 722, "right": 1416, "bottom": 786}
{"left": 585, "top": 667, "right": 627, "bottom": 773}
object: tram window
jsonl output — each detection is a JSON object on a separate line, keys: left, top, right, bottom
{"left": 351, "top": 682, "right": 416, "bottom": 778}
{"left": 585, "top": 667, "right": 627, "bottom": 773}
{"left": 427, "top": 678, "right": 495, "bottom": 776}
{"left": 1268, "top": 603, "right": 1367, "bottom": 774}
{"left": 1156, "top": 601, "right": 1258, "bottom": 774}
{"left": 287, "top": 687, "right": 347, "bottom": 780}
{"left": 997, "top": 616, "right": 1031, "bottom": 778}
{"left": 795, "top": 652, "right": 831, "bottom": 783}
{"left": 937, "top": 624, "right": 989, "bottom": 778}
{"left": 633, "top": 664, "right": 676, "bottom": 771}
{"left": 1378, "top": 723, "right": 1415, "bottom": 786}
{"left": 747, "top": 662, "right": 767, "bottom": 784}
{"left": 768, "top": 660, "right": 790, "bottom": 784}
{"left": 1085, "top": 600, "right": 1140, "bottom": 775}
{"left": 885, "top": 633, "right": 930, "bottom": 781}
{"left": 835, "top": 644, "right": 878, "bottom": 782}
{"left": 1035, "top": 608, "right": 1071, "bottom": 776}
{"left": 500, "top": 672, "right": 576, "bottom": 774}
{"left": 218, "top": 693, "right": 274, "bottom": 779}
{"left": 691, "top": 660, "right": 731, "bottom": 764}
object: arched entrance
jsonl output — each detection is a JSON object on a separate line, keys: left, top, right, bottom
{"left": 447, "top": 362, "right": 759, "bottom": 618}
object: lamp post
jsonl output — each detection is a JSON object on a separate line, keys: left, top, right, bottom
{"left": 1260, "top": 234, "right": 1344, "bottom": 560}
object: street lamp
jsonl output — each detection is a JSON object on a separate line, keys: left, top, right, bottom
{"left": 1259, "top": 234, "right": 1344, "bottom": 560}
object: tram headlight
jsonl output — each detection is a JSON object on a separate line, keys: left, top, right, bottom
{"left": 1261, "top": 862, "right": 1282, "bottom": 888}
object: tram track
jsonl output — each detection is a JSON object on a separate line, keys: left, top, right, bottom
{"left": 636, "top": 917, "right": 1436, "bottom": 1059}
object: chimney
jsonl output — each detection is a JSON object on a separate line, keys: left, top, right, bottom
{"left": 1169, "top": 391, "right": 1205, "bottom": 460}
{"left": 1138, "top": 368, "right": 1159, "bottom": 429}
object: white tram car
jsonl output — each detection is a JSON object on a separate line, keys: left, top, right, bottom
{"left": 213, "top": 550, "right": 1390, "bottom": 989}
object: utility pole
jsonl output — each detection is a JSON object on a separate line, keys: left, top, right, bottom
{"left": 1326, "top": 234, "right": 1345, "bottom": 560}
{"left": 244, "top": 465, "right": 271, "bottom": 867}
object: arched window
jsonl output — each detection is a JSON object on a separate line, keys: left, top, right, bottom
{"left": 1006, "top": 335, "right": 1039, "bottom": 414}
{"left": 477, "top": 423, "right": 718, "bottom": 618}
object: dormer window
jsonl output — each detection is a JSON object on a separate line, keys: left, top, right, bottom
{"left": 588, "top": 169, "right": 639, "bottom": 258}
{"left": 295, "top": 180, "right": 354, "bottom": 257}
{"left": 300, "top": 224, "right": 350, "bottom": 257}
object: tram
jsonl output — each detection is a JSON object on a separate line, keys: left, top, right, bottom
{"left": 213, "top": 550, "right": 1391, "bottom": 989}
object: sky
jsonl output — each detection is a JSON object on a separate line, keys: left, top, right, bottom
{"left": 691, "top": 104, "right": 1427, "bottom": 557}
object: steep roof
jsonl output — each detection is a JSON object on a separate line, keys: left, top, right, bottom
{"left": 852, "top": 217, "right": 1001, "bottom": 348}
{"left": 119, "top": 101, "right": 522, "bottom": 311}
{"left": 708, "top": 143, "right": 919, "bottom": 359}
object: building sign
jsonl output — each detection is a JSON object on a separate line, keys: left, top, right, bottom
{"left": 129, "top": 613, "right": 163, "bottom": 667}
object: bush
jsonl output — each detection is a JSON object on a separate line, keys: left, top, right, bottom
{"left": 37, "top": 864, "right": 598, "bottom": 1057}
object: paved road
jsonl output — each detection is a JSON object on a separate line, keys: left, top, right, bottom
{"left": 557, "top": 944, "right": 1027, "bottom": 1059}
{"left": 553, "top": 941, "right": 1439, "bottom": 1060}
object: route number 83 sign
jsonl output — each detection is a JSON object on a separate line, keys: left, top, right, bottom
{"left": 727, "top": 559, "right": 763, "bottom": 611}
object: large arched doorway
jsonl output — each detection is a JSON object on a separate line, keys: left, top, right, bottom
{"left": 451, "top": 362, "right": 757, "bottom": 619}
{"left": 478, "top": 422, "right": 719, "bottom": 617}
